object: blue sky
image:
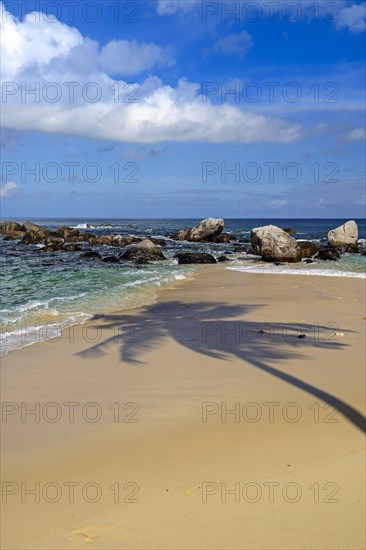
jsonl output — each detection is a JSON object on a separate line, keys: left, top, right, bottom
{"left": 0, "top": 0, "right": 365, "bottom": 218}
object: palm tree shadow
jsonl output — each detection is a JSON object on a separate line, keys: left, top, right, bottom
{"left": 77, "top": 301, "right": 365, "bottom": 433}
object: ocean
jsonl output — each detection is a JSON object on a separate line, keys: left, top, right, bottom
{"left": 1, "top": 218, "right": 365, "bottom": 356}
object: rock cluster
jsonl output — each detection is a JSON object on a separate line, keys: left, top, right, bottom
{"left": 0, "top": 218, "right": 363, "bottom": 264}
{"left": 0, "top": 220, "right": 165, "bottom": 263}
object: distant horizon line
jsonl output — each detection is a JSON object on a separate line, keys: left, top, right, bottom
{"left": 1, "top": 216, "right": 365, "bottom": 221}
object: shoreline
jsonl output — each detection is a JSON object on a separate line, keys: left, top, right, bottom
{"left": 1, "top": 267, "right": 365, "bottom": 549}
{"left": 0, "top": 264, "right": 208, "bottom": 358}
{"left": 1, "top": 263, "right": 365, "bottom": 358}
{"left": 1, "top": 217, "right": 365, "bottom": 359}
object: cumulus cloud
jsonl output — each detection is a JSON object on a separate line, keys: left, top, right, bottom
{"left": 1, "top": 90, "right": 302, "bottom": 144}
{"left": 0, "top": 3, "right": 302, "bottom": 144}
{"left": 0, "top": 8, "right": 83, "bottom": 81}
{"left": 0, "top": 181, "right": 18, "bottom": 197}
{"left": 337, "top": 2, "right": 366, "bottom": 33}
{"left": 345, "top": 127, "right": 366, "bottom": 140}
{"left": 0, "top": 4, "right": 174, "bottom": 80}
{"left": 213, "top": 31, "right": 253, "bottom": 58}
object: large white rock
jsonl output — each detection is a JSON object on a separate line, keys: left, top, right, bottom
{"left": 251, "top": 225, "right": 302, "bottom": 263}
{"left": 328, "top": 220, "right": 358, "bottom": 248}
{"left": 187, "top": 218, "right": 224, "bottom": 242}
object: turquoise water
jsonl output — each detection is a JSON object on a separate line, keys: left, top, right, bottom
{"left": 1, "top": 218, "right": 365, "bottom": 355}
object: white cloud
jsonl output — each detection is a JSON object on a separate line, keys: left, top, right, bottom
{"left": 156, "top": 0, "right": 200, "bottom": 15}
{"left": 268, "top": 199, "right": 288, "bottom": 208}
{"left": 0, "top": 181, "right": 18, "bottom": 197}
{"left": 1, "top": 87, "right": 302, "bottom": 144}
{"left": 337, "top": 2, "right": 366, "bottom": 33}
{"left": 99, "top": 40, "right": 175, "bottom": 76}
{"left": 0, "top": 4, "right": 173, "bottom": 80}
{"left": 156, "top": 0, "right": 366, "bottom": 35}
{"left": 213, "top": 31, "right": 253, "bottom": 58}
{"left": 0, "top": 3, "right": 302, "bottom": 144}
{"left": 0, "top": 7, "right": 83, "bottom": 81}
{"left": 345, "top": 127, "right": 366, "bottom": 140}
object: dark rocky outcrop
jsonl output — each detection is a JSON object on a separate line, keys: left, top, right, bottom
{"left": 0, "top": 222, "right": 164, "bottom": 262}
{"left": 40, "top": 243, "right": 62, "bottom": 253}
{"left": 21, "top": 230, "right": 46, "bottom": 244}
{"left": 45, "top": 236, "right": 65, "bottom": 247}
{"left": 17, "top": 221, "right": 53, "bottom": 245}
{"left": 175, "top": 252, "right": 217, "bottom": 264}
{"left": 0, "top": 222, "right": 151, "bottom": 255}
{"left": 237, "top": 237, "right": 251, "bottom": 243}
{"left": 298, "top": 241, "right": 321, "bottom": 258}
{"left": 74, "top": 232, "right": 91, "bottom": 242}
{"left": 87, "top": 235, "right": 115, "bottom": 246}
{"left": 57, "top": 226, "right": 80, "bottom": 240}
{"left": 124, "top": 235, "right": 142, "bottom": 245}
{"left": 0, "top": 221, "right": 22, "bottom": 233}
{"left": 101, "top": 255, "right": 120, "bottom": 263}
{"left": 62, "top": 243, "right": 83, "bottom": 252}
{"left": 148, "top": 237, "right": 167, "bottom": 247}
{"left": 81, "top": 251, "right": 102, "bottom": 259}
{"left": 120, "top": 239, "right": 166, "bottom": 263}
{"left": 20, "top": 221, "right": 45, "bottom": 233}
{"left": 283, "top": 227, "right": 296, "bottom": 236}
{"left": 342, "top": 243, "right": 360, "bottom": 254}
{"left": 3, "top": 231, "right": 25, "bottom": 241}
{"left": 175, "top": 228, "right": 191, "bottom": 241}
{"left": 112, "top": 235, "right": 141, "bottom": 247}
{"left": 214, "top": 233, "right": 232, "bottom": 244}
{"left": 111, "top": 235, "right": 126, "bottom": 247}
{"left": 315, "top": 248, "right": 340, "bottom": 261}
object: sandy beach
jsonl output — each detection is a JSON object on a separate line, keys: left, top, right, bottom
{"left": 1, "top": 0, "right": 364, "bottom": 545}
{"left": 1, "top": 268, "right": 365, "bottom": 550}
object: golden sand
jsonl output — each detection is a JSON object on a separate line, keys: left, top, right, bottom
{"left": 1, "top": 268, "right": 365, "bottom": 549}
